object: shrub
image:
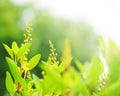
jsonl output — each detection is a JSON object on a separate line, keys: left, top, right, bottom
{"left": 3, "top": 22, "right": 120, "bottom": 96}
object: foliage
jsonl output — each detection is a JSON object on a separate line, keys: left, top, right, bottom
{"left": 33, "top": 17, "right": 98, "bottom": 62}
{"left": 0, "top": 1, "right": 98, "bottom": 94}
{"left": 3, "top": 22, "right": 120, "bottom": 96}
{"left": 0, "top": 1, "right": 30, "bottom": 94}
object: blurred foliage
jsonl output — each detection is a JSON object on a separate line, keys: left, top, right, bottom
{"left": 33, "top": 16, "right": 98, "bottom": 62}
{"left": 0, "top": 0, "right": 25, "bottom": 95}
{"left": 0, "top": 0, "right": 98, "bottom": 95}
{"left": 3, "top": 31, "right": 103, "bottom": 95}
{"left": 1, "top": 0, "right": 120, "bottom": 94}
{"left": 97, "top": 37, "right": 120, "bottom": 96}
{"left": 3, "top": 29, "right": 120, "bottom": 95}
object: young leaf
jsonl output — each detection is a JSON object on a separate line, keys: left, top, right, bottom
{"left": 12, "top": 41, "right": 19, "bottom": 55}
{"left": 40, "top": 63, "right": 64, "bottom": 94}
{"left": 17, "top": 43, "right": 31, "bottom": 59}
{"left": 32, "top": 74, "right": 42, "bottom": 92}
{"left": 100, "top": 80, "right": 120, "bottom": 96}
{"left": 28, "top": 54, "right": 41, "bottom": 70}
{"left": 74, "top": 59, "right": 86, "bottom": 72}
{"left": 6, "top": 72, "right": 16, "bottom": 95}
{"left": 6, "top": 57, "right": 21, "bottom": 83}
{"left": 3, "top": 43, "right": 14, "bottom": 59}
{"left": 71, "top": 80, "right": 89, "bottom": 96}
{"left": 98, "top": 36, "right": 106, "bottom": 50}
{"left": 88, "top": 56, "right": 103, "bottom": 88}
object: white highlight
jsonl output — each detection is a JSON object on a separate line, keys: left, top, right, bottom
{"left": 99, "top": 53, "right": 108, "bottom": 74}
{"left": 13, "top": 0, "right": 120, "bottom": 45}
{"left": 34, "top": 0, "right": 120, "bottom": 45}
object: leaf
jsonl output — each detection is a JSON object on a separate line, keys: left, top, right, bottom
{"left": 60, "top": 39, "right": 72, "bottom": 71}
{"left": 88, "top": 56, "right": 103, "bottom": 87}
{"left": 6, "top": 72, "right": 16, "bottom": 95}
{"left": 40, "top": 63, "right": 64, "bottom": 94}
{"left": 98, "top": 36, "right": 106, "bottom": 50}
{"left": 3, "top": 43, "right": 14, "bottom": 59}
{"left": 101, "top": 81, "right": 120, "bottom": 96}
{"left": 32, "top": 74, "right": 42, "bottom": 92}
{"left": 74, "top": 59, "right": 86, "bottom": 72}
{"left": 71, "top": 80, "right": 89, "bottom": 96}
{"left": 17, "top": 43, "right": 31, "bottom": 59}
{"left": 6, "top": 57, "right": 21, "bottom": 83}
{"left": 12, "top": 41, "right": 19, "bottom": 55}
{"left": 5, "top": 57, "right": 27, "bottom": 92}
{"left": 32, "top": 92, "right": 39, "bottom": 96}
{"left": 28, "top": 54, "right": 41, "bottom": 70}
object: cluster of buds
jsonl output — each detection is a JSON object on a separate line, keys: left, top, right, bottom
{"left": 24, "top": 21, "right": 32, "bottom": 43}
{"left": 49, "top": 40, "right": 59, "bottom": 67}
{"left": 22, "top": 21, "right": 33, "bottom": 56}
{"left": 98, "top": 53, "right": 108, "bottom": 92}
{"left": 20, "top": 22, "right": 33, "bottom": 79}
{"left": 98, "top": 73, "right": 107, "bottom": 92}
{"left": 27, "top": 71, "right": 31, "bottom": 79}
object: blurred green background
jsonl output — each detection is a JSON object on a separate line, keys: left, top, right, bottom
{"left": 0, "top": 0, "right": 98, "bottom": 95}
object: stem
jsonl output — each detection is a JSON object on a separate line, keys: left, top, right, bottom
{"left": 14, "top": 55, "right": 18, "bottom": 64}
{"left": 17, "top": 83, "right": 21, "bottom": 96}
{"left": 24, "top": 70, "right": 27, "bottom": 79}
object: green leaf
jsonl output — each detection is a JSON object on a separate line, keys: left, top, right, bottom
{"left": 32, "top": 92, "right": 40, "bottom": 96}
{"left": 3, "top": 43, "right": 14, "bottom": 59}
{"left": 93, "top": 93, "right": 99, "bottom": 96}
{"left": 5, "top": 57, "right": 27, "bottom": 92}
{"left": 40, "top": 63, "right": 64, "bottom": 94}
{"left": 88, "top": 56, "right": 103, "bottom": 88}
{"left": 71, "top": 80, "right": 89, "bottom": 96}
{"left": 12, "top": 41, "right": 19, "bottom": 55}
{"left": 98, "top": 36, "right": 106, "bottom": 50}
{"left": 32, "top": 74, "right": 42, "bottom": 92}
{"left": 6, "top": 72, "right": 16, "bottom": 95}
{"left": 101, "top": 80, "right": 120, "bottom": 96}
{"left": 74, "top": 59, "right": 86, "bottom": 72}
{"left": 28, "top": 54, "right": 41, "bottom": 70}
{"left": 17, "top": 43, "right": 31, "bottom": 59}
{"left": 6, "top": 57, "right": 21, "bottom": 83}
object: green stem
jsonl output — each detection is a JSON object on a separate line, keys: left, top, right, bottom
{"left": 24, "top": 70, "right": 27, "bottom": 79}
